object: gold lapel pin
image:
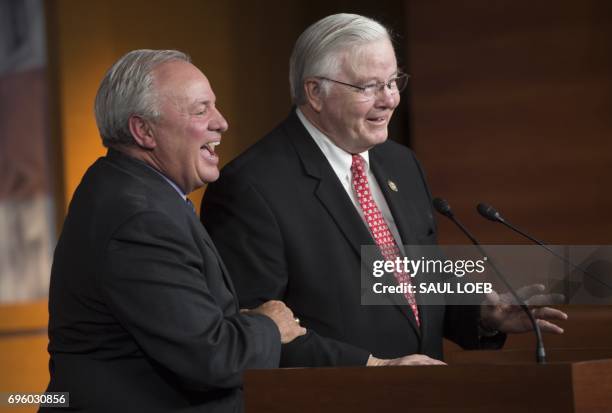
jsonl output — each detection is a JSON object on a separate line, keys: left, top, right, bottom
{"left": 388, "top": 180, "right": 398, "bottom": 192}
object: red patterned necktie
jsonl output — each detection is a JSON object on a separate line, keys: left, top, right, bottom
{"left": 351, "top": 154, "right": 420, "bottom": 326}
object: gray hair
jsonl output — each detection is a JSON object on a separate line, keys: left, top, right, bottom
{"left": 94, "top": 49, "right": 190, "bottom": 147}
{"left": 289, "top": 13, "right": 391, "bottom": 105}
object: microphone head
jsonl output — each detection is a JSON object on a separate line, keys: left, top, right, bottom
{"left": 432, "top": 197, "right": 453, "bottom": 218}
{"left": 477, "top": 203, "right": 503, "bottom": 222}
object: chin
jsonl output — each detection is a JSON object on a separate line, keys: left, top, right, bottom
{"left": 205, "top": 173, "right": 220, "bottom": 184}
{"left": 199, "top": 170, "right": 220, "bottom": 185}
{"left": 367, "top": 134, "right": 389, "bottom": 147}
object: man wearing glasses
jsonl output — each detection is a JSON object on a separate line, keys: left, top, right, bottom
{"left": 201, "top": 14, "right": 565, "bottom": 367}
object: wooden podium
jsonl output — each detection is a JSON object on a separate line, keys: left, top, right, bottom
{"left": 244, "top": 351, "right": 612, "bottom": 412}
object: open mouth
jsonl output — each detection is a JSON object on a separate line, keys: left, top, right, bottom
{"left": 201, "top": 141, "right": 220, "bottom": 156}
{"left": 367, "top": 116, "right": 387, "bottom": 124}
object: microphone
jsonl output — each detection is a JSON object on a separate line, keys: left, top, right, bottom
{"left": 433, "top": 197, "right": 547, "bottom": 363}
{"left": 476, "top": 203, "right": 612, "bottom": 291}
{"left": 477, "top": 203, "right": 503, "bottom": 223}
{"left": 432, "top": 197, "right": 452, "bottom": 217}
{"left": 433, "top": 198, "right": 479, "bottom": 245}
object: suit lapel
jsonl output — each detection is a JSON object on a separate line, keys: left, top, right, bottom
{"left": 285, "top": 112, "right": 421, "bottom": 336}
{"left": 284, "top": 112, "right": 372, "bottom": 259}
{"left": 369, "top": 151, "right": 419, "bottom": 246}
{"left": 189, "top": 211, "right": 240, "bottom": 309}
{"left": 369, "top": 148, "right": 427, "bottom": 335}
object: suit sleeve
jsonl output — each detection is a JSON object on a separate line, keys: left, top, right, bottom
{"left": 98, "top": 210, "right": 281, "bottom": 392}
{"left": 202, "top": 175, "right": 370, "bottom": 367}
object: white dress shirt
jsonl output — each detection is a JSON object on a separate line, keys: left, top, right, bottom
{"left": 296, "top": 108, "right": 405, "bottom": 251}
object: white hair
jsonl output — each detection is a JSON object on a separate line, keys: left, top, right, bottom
{"left": 94, "top": 49, "right": 190, "bottom": 147}
{"left": 289, "top": 13, "right": 392, "bottom": 105}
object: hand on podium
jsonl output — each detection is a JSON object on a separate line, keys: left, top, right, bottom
{"left": 367, "top": 354, "right": 446, "bottom": 366}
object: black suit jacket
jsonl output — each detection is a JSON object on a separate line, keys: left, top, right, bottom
{"left": 202, "top": 111, "right": 499, "bottom": 367}
{"left": 43, "top": 150, "right": 280, "bottom": 412}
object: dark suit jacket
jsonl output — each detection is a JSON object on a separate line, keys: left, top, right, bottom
{"left": 43, "top": 149, "right": 280, "bottom": 412}
{"left": 202, "top": 111, "right": 501, "bottom": 367}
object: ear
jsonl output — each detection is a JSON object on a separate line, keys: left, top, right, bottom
{"left": 128, "top": 115, "right": 157, "bottom": 149}
{"left": 303, "top": 78, "right": 325, "bottom": 113}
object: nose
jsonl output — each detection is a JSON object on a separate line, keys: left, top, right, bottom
{"left": 210, "top": 106, "right": 229, "bottom": 133}
{"left": 374, "top": 84, "right": 399, "bottom": 109}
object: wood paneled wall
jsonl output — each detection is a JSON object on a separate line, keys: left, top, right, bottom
{"left": 0, "top": 301, "right": 48, "bottom": 413}
{"left": 408, "top": 1, "right": 612, "bottom": 245}
{"left": 407, "top": 1, "right": 612, "bottom": 357}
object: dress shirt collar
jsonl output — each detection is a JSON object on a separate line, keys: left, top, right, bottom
{"left": 295, "top": 107, "right": 370, "bottom": 177}
{"left": 133, "top": 160, "right": 187, "bottom": 200}
{"left": 145, "top": 165, "right": 188, "bottom": 200}
{"left": 107, "top": 148, "right": 188, "bottom": 201}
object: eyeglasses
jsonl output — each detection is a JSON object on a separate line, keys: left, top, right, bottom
{"left": 316, "top": 73, "right": 409, "bottom": 100}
